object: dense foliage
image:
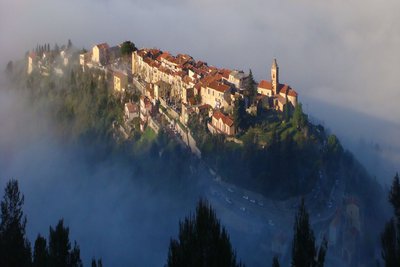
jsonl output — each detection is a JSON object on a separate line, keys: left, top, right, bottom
{"left": 381, "top": 173, "right": 400, "bottom": 266}
{"left": 0, "top": 180, "right": 31, "bottom": 267}
{"left": 167, "top": 199, "right": 244, "bottom": 267}
{"left": 291, "top": 199, "right": 327, "bottom": 267}
{"left": 120, "top": 41, "right": 137, "bottom": 56}
{"left": 0, "top": 180, "right": 92, "bottom": 267}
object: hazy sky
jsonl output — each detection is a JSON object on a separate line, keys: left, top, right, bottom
{"left": 1, "top": 0, "right": 400, "bottom": 124}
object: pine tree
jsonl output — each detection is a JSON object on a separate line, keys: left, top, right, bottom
{"left": 54, "top": 43, "right": 60, "bottom": 53}
{"left": 167, "top": 199, "right": 244, "bottom": 267}
{"left": 292, "top": 103, "right": 308, "bottom": 130}
{"left": 272, "top": 256, "right": 280, "bottom": 267}
{"left": 245, "top": 69, "right": 257, "bottom": 105}
{"left": 33, "top": 234, "right": 49, "bottom": 267}
{"left": 0, "top": 179, "right": 32, "bottom": 267}
{"left": 48, "top": 219, "right": 82, "bottom": 267}
{"left": 233, "top": 98, "right": 246, "bottom": 132}
{"left": 5, "top": 60, "right": 13, "bottom": 74}
{"left": 291, "top": 199, "right": 327, "bottom": 267}
{"left": 91, "top": 258, "right": 103, "bottom": 267}
{"left": 69, "top": 242, "right": 83, "bottom": 267}
{"left": 389, "top": 173, "right": 400, "bottom": 223}
{"left": 381, "top": 173, "right": 400, "bottom": 267}
{"left": 67, "top": 39, "right": 73, "bottom": 49}
{"left": 120, "top": 41, "right": 137, "bottom": 56}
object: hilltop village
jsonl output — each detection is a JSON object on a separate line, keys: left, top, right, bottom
{"left": 23, "top": 41, "right": 370, "bottom": 267}
{"left": 28, "top": 41, "right": 298, "bottom": 143}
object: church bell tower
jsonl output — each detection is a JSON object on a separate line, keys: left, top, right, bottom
{"left": 271, "top": 58, "right": 279, "bottom": 95}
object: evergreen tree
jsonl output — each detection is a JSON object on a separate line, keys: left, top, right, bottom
{"left": 389, "top": 173, "right": 400, "bottom": 223}
{"left": 381, "top": 173, "right": 400, "bottom": 267}
{"left": 283, "top": 101, "right": 292, "bottom": 122}
{"left": 33, "top": 234, "right": 49, "bottom": 267}
{"left": 67, "top": 39, "right": 73, "bottom": 49}
{"left": 245, "top": 69, "right": 257, "bottom": 105}
{"left": 54, "top": 43, "right": 60, "bottom": 53}
{"left": 272, "top": 256, "right": 280, "bottom": 267}
{"left": 0, "top": 179, "right": 32, "bottom": 267}
{"left": 292, "top": 103, "right": 308, "bottom": 130}
{"left": 167, "top": 199, "right": 244, "bottom": 267}
{"left": 91, "top": 258, "right": 103, "bottom": 267}
{"left": 291, "top": 199, "right": 327, "bottom": 267}
{"left": 5, "top": 60, "right": 13, "bottom": 74}
{"left": 69, "top": 242, "right": 83, "bottom": 267}
{"left": 232, "top": 98, "right": 246, "bottom": 132}
{"left": 120, "top": 41, "right": 137, "bottom": 56}
{"left": 48, "top": 219, "right": 82, "bottom": 267}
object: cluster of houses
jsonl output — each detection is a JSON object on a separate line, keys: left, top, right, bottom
{"left": 127, "top": 46, "right": 298, "bottom": 136}
{"left": 28, "top": 47, "right": 71, "bottom": 77}
{"left": 28, "top": 41, "right": 299, "bottom": 137}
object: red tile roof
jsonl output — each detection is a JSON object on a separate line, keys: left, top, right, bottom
{"left": 213, "top": 111, "right": 234, "bottom": 127}
{"left": 208, "top": 81, "right": 230, "bottom": 93}
{"left": 221, "top": 69, "right": 231, "bottom": 79}
{"left": 258, "top": 80, "right": 272, "bottom": 89}
{"left": 279, "top": 84, "right": 298, "bottom": 97}
{"left": 95, "top": 43, "right": 109, "bottom": 50}
{"left": 157, "top": 51, "right": 170, "bottom": 60}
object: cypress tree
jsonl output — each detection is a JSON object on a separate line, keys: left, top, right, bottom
{"left": 167, "top": 199, "right": 244, "bottom": 267}
{"left": 48, "top": 219, "right": 82, "bottom": 267}
{"left": 381, "top": 173, "right": 400, "bottom": 266}
{"left": 245, "top": 69, "right": 256, "bottom": 105}
{"left": 0, "top": 179, "right": 32, "bottom": 267}
{"left": 272, "top": 256, "right": 280, "bottom": 267}
{"left": 33, "top": 234, "right": 49, "bottom": 267}
{"left": 233, "top": 98, "right": 246, "bottom": 132}
{"left": 291, "top": 199, "right": 327, "bottom": 267}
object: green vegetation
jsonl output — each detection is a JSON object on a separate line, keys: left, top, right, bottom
{"left": 273, "top": 199, "right": 327, "bottom": 267}
{"left": 244, "top": 69, "right": 257, "bottom": 104}
{"left": 192, "top": 107, "right": 322, "bottom": 199}
{"left": 0, "top": 180, "right": 31, "bottom": 267}
{"left": 232, "top": 98, "right": 246, "bottom": 132}
{"left": 24, "top": 66, "right": 123, "bottom": 142}
{"left": 120, "top": 41, "right": 137, "bottom": 56}
{"left": 381, "top": 173, "right": 400, "bottom": 267}
{"left": 0, "top": 180, "right": 96, "bottom": 267}
{"left": 167, "top": 199, "right": 244, "bottom": 267}
{"left": 290, "top": 199, "right": 327, "bottom": 267}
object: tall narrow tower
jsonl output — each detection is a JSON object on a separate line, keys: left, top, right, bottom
{"left": 271, "top": 58, "right": 279, "bottom": 95}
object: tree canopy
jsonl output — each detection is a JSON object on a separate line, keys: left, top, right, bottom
{"left": 381, "top": 173, "right": 400, "bottom": 267}
{"left": 244, "top": 69, "right": 257, "bottom": 105}
{"left": 291, "top": 199, "right": 327, "bottom": 267}
{"left": 292, "top": 103, "right": 308, "bottom": 130}
{"left": 0, "top": 180, "right": 31, "bottom": 267}
{"left": 232, "top": 97, "right": 246, "bottom": 132}
{"left": 49, "top": 219, "right": 83, "bottom": 267}
{"left": 167, "top": 199, "right": 244, "bottom": 267}
{"left": 120, "top": 41, "right": 137, "bottom": 56}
